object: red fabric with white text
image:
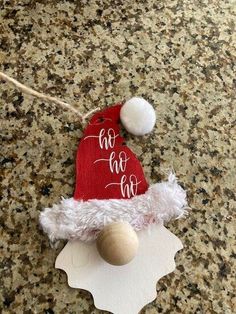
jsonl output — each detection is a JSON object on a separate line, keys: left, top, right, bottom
{"left": 74, "top": 104, "right": 149, "bottom": 200}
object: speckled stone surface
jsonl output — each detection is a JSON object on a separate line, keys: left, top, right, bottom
{"left": 0, "top": 1, "right": 235, "bottom": 313}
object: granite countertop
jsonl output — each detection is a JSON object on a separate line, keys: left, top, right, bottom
{"left": 0, "top": 1, "right": 235, "bottom": 313}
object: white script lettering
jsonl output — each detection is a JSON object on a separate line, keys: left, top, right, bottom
{"left": 105, "top": 174, "right": 141, "bottom": 198}
{"left": 84, "top": 128, "right": 119, "bottom": 150}
{"left": 94, "top": 151, "right": 130, "bottom": 174}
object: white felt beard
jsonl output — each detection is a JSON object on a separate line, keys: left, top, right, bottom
{"left": 56, "top": 223, "right": 183, "bottom": 314}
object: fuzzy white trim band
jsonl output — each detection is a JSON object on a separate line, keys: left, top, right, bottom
{"left": 39, "top": 173, "right": 188, "bottom": 242}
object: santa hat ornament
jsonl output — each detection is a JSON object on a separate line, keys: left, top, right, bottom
{"left": 40, "top": 97, "right": 188, "bottom": 313}
{"left": 0, "top": 70, "right": 189, "bottom": 313}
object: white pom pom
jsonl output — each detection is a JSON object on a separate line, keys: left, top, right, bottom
{"left": 120, "top": 97, "right": 156, "bottom": 136}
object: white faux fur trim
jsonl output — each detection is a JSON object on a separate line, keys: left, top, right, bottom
{"left": 39, "top": 173, "right": 188, "bottom": 242}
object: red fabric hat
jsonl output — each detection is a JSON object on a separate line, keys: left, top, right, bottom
{"left": 74, "top": 104, "right": 149, "bottom": 201}
{"left": 40, "top": 98, "right": 188, "bottom": 243}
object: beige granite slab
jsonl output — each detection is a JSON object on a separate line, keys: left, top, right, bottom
{"left": 0, "top": 1, "right": 235, "bottom": 313}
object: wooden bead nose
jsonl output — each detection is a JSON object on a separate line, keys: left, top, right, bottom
{"left": 96, "top": 222, "right": 139, "bottom": 266}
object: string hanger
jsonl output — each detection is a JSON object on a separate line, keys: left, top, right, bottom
{"left": 0, "top": 71, "right": 100, "bottom": 124}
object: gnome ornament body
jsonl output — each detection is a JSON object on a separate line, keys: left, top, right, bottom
{"left": 40, "top": 97, "right": 188, "bottom": 314}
